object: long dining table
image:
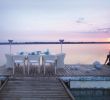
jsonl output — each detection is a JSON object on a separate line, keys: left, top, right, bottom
{"left": 5, "top": 52, "right": 65, "bottom": 75}
{"left": 5, "top": 53, "right": 57, "bottom": 68}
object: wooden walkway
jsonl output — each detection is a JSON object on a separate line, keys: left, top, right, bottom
{"left": 1, "top": 64, "right": 110, "bottom": 77}
{"left": 0, "top": 77, "right": 74, "bottom": 100}
{"left": 0, "top": 64, "right": 110, "bottom": 100}
{"left": 0, "top": 65, "right": 110, "bottom": 77}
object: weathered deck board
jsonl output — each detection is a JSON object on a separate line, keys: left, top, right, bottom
{"left": 0, "top": 77, "right": 72, "bottom": 100}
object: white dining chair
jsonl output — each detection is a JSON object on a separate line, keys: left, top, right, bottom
{"left": 56, "top": 53, "right": 65, "bottom": 68}
{"left": 42, "top": 55, "right": 57, "bottom": 75}
{"left": 12, "top": 55, "right": 26, "bottom": 75}
{"left": 5, "top": 54, "right": 13, "bottom": 69}
{"left": 27, "top": 55, "right": 40, "bottom": 74}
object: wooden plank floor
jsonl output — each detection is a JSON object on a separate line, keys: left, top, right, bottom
{"left": 0, "top": 77, "right": 72, "bottom": 100}
{"left": 0, "top": 64, "right": 110, "bottom": 77}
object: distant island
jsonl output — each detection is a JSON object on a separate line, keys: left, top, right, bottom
{"left": 0, "top": 41, "right": 110, "bottom": 45}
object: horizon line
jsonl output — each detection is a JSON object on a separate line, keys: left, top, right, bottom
{"left": 0, "top": 41, "right": 110, "bottom": 45}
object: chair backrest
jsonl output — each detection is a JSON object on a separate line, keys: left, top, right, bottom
{"left": 5, "top": 54, "right": 13, "bottom": 68}
{"left": 12, "top": 55, "right": 25, "bottom": 63}
{"left": 42, "top": 55, "right": 57, "bottom": 63}
{"left": 28, "top": 55, "right": 40, "bottom": 62}
{"left": 56, "top": 53, "right": 65, "bottom": 68}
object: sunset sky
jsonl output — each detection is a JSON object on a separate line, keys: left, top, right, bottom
{"left": 0, "top": 0, "right": 110, "bottom": 42}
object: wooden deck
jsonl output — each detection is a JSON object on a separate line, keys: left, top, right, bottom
{"left": 0, "top": 77, "right": 73, "bottom": 100}
{"left": 0, "top": 64, "right": 110, "bottom": 100}
{"left": 0, "top": 64, "right": 110, "bottom": 77}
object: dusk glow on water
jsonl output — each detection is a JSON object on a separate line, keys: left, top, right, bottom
{"left": 0, "top": 44, "right": 110, "bottom": 66}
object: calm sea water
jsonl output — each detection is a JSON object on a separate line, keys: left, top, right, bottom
{"left": 71, "top": 89, "right": 110, "bottom": 100}
{"left": 0, "top": 44, "right": 109, "bottom": 66}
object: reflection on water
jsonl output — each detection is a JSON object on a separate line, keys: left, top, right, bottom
{"left": 0, "top": 44, "right": 110, "bottom": 66}
{"left": 71, "top": 89, "right": 110, "bottom": 100}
